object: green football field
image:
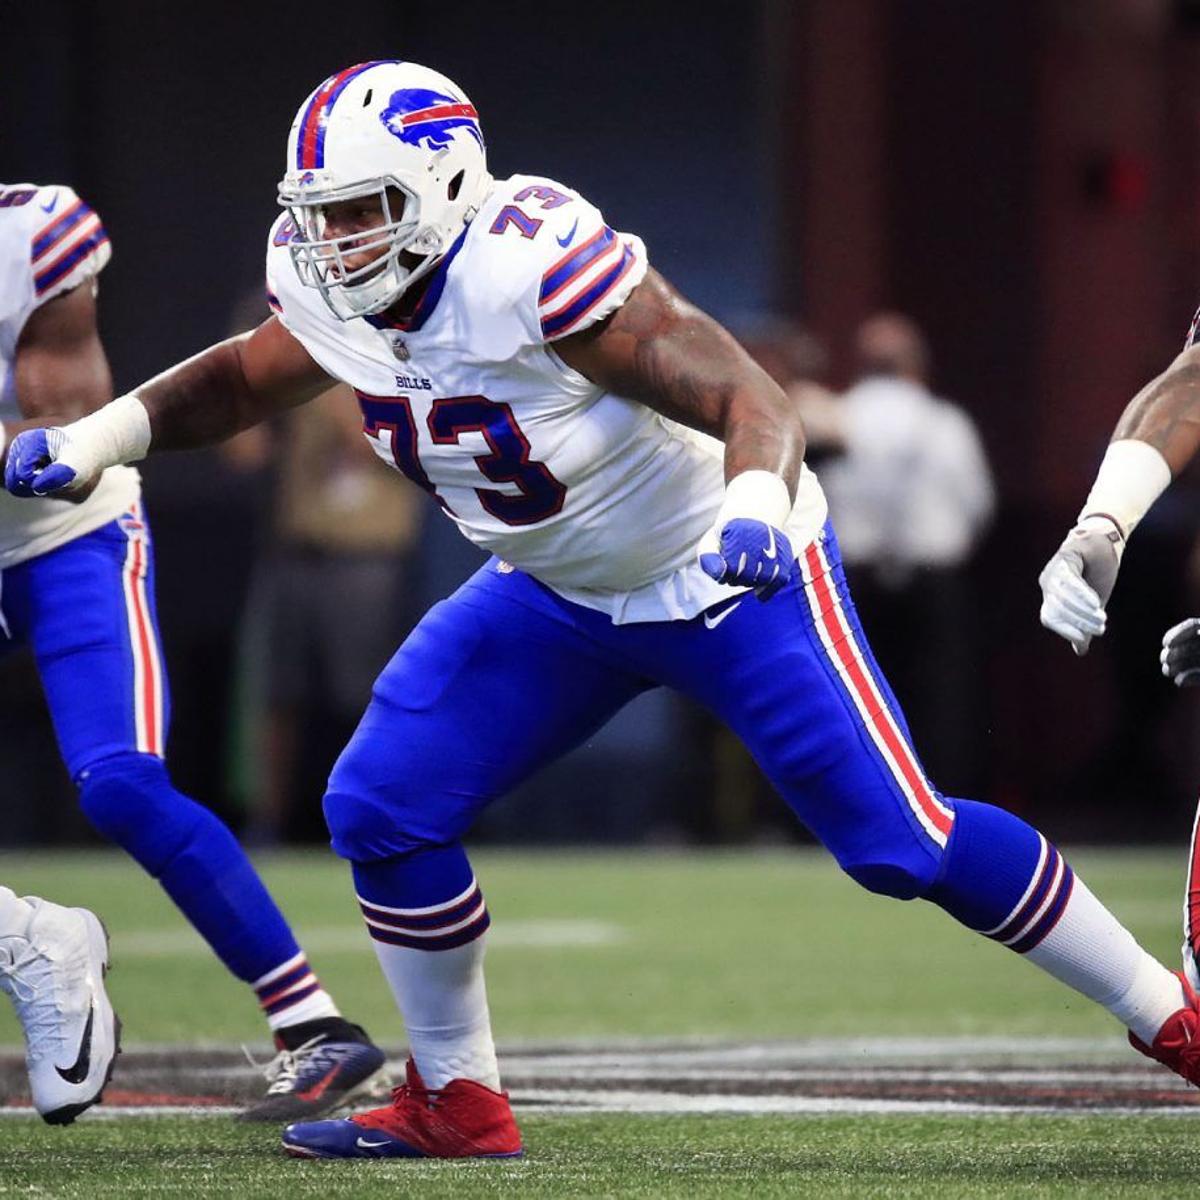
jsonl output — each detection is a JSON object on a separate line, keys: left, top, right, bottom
{"left": 0, "top": 846, "right": 1198, "bottom": 1197}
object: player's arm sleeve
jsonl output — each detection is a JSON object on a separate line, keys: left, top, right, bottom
{"left": 523, "top": 198, "right": 648, "bottom": 344}
{"left": 265, "top": 215, "right": 297, "bottom": 328}
{"left": 28, "top": 186, "right": 112, "bottom": 306}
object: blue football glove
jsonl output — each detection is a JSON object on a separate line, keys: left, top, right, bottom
{"left": 699, "top": 518, "right": 797, "bottom": 600}
{"left": 5, "top": 428, "right": 81, "bottom": 498}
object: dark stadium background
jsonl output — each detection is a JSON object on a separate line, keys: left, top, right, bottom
{"left": 3, "top": 0, "right": 1200, "bottom": 847}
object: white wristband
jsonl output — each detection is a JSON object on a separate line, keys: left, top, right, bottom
{"left": 62, "top": 393, "right": 152, "bottom": 469}
{"left": 1078, "top": 439, "right": 1171, "bottom": 538}
{"left": 714, "top": 470, "right": 793, "bottom": 529}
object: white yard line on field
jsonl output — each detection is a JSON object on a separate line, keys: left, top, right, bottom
{"left": 115, "top": 919, "right": 626, "bottom": 957}
{"left": 3, "top": 1036, "right": 1194, "bottom": 1120}
{"left": 516, "top": 1091, "right": 1200, "bottom": 1117}
{"left": 0, "top": 1105, "right": 242, "bottom": 1119}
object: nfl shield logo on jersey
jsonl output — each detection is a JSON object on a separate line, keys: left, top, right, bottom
{"left": 387, "top": 333, "right": 410, "bottom": 362}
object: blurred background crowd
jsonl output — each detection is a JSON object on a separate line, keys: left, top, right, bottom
{"left": 4, "top": 0, "right": 1200, "bottom": 848}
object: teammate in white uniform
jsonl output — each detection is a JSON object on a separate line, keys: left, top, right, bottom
{"left": 0, "top": 184, "right": 138, "bottom": 569}
{"left": 0, "top": 181, "right": 387, "bottom": 1122}
{"left": 10, "top": 62, "right": 1200, "bottom": 1160}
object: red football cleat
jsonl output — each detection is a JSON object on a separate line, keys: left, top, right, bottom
{"left": 282, "top": 1057, "right": 523, "bottom": 1159}
{"left": 1128, "top": 971, "right": 1200, "bottom": 1086}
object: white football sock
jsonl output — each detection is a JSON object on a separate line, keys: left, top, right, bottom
{"left": 370, "top": 935, "right": 500, "bottom": 1090}
{"left": 251, "top": 951, "right": 341, "bottom": 1032}
{"left": 1023, "top": 875, "right": 1184, "bottom": 1044}
{"left": 0, "top": 888, "right": 34, "bottom": 939}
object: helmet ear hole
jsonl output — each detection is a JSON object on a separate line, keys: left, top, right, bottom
{"left": 362, "top": 88, "right": 373, "bottom": 106}
{"left": 448, "top": 170, "right": 464, "bottom": 201}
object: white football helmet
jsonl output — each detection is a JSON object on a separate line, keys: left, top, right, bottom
{"left": 277, "top": 60, "right": 492, "bottom": 321}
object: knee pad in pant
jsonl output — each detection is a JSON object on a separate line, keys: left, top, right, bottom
{"left": 832, "top": 799, "right": 956, "bottom": 900}
{"left": 77, "top": 752, "right": 204, "bottom": 876}
{"left": 323, "top": 788, "right": 446, "bottom": 862}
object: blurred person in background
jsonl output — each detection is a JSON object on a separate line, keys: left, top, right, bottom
{"left": 230, "top": 376, "right": 423, "bottom": 843}
{"left": 0, "top": 181, "right": 386, "bottom": 1121}
{"left": 800, "top": 312, "right": 996, "bottom": 791}
{"left": 17, "top": 60, "right": 1200, "bottom": 1159}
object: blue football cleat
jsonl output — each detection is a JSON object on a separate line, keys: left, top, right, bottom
{"left": 282, "top": 1057, "right": 522, "bottom": 1159}
{"left": 240, "top": 1022, "right": 389, "bottom": 1122}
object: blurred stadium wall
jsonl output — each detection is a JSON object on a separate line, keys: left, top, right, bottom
{"left": 3, "top": 0, "right": 1200, "bottom": 845}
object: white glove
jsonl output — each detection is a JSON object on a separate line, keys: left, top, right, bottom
{"left": 1162, "top": 618, "right": 1200, "bottom": 687}
{"left": 4, "top": 395, "right": 149, "bottom": 498}
{"left": 1038, "top": 515, "right": 1125, "bottom": 655}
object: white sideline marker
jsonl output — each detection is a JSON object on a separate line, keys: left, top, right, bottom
{"left": 115, "top": 918, "right": 626, "bottom": 957}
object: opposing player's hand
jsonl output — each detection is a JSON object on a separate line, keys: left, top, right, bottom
{"left": 1161, "top": 618, "right": 1200, "bottom": 687}
{"left": 4, "top": 427, "right": 100, "bottom": 498}
{"left": 1037, "top": 515, "right": 1125, "bottom": 655}
{"left": 698, "top": 518, "right": 797, "bottom": 600}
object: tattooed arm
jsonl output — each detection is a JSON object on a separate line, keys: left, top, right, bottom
{"left": 137, "top": 316, "right": 333, "bottom": 450}
{"left": 555, "top": 268, "right": 807, "bottom": 596}
{"left": 1037, "top": 344, "right": 1198, "bottom": 655}
{"left": 1109, "top": 343, "right": 1200, "bottom": 475}
{"left": 553, "top": 268, "right": 806, "bottom": 495}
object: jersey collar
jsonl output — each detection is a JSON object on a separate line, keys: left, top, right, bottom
{"left": 364, "top": 226, "right": 470, "bottom": 334}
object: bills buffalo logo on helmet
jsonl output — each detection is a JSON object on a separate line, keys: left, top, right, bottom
{"left": 379, "top": 88, "right": 484, "bottom": 152}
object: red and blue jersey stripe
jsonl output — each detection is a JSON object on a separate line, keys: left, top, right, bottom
{"left": 539, "top": 226, "right": 617, "bottom": 309}
{"left": 296, "top": 61, "right": 397, "bottom": 170}
{"left": 541, "top": 242, "right": 637, "bottom": 341}
{"left": 31, "top": 197, "right": 109, "bottom": 298}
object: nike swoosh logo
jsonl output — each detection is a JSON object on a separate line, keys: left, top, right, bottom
{"left": 40, "top": 193, "right": 58, "bottom": 215}
{"left": 556, "top": 219, "right": 579, "bottom": 248}
{"left": 356, "top": 1136, "right": 392, "bottom": 1149}
{"left": 296, "top": 1067, "right": 339, "bottom": 1102}
{"left": 703, "top": 599, "right": 743, "bottom": 630}
{"left": 56, "top": 1004, "right": 93, "bottom": 1084}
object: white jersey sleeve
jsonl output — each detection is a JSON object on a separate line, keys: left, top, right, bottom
{"left": 476, "top": 175, "right": 648, "bottom": 349}
{"left": 0, "top": 182, "right": 135, "bottom": 571}
{"left": 264, "top": 212, "right": 354, "bottom": 377}
{"left": 265, "top": 214, "right": 298, "bottom": 325}
{"left": 25, "top": 185, "right": 112, "bottom": 307}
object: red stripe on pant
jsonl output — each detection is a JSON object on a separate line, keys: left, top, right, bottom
{"left": 803, "top": 541, "right": 952, "bottom": 844}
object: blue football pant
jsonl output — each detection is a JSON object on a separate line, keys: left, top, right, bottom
{"left": 328, "top": 525, "right": 957, "bottom": 900}
{"left": 1, "top": 509, "right": 311, "bottom": 989}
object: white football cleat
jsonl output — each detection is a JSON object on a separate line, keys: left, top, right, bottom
{"left": 0, "top": 899, "right": 120, "bottom": 1124}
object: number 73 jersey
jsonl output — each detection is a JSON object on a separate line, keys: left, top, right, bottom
{"left": 266, "top": 173, "right": 827, "bottom": 623}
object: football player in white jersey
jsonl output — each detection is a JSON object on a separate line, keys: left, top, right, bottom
{"left": 0, "top": 182, "right": 387, "bottom": 1121}
{"left": 11, "top": 61, "right": 1200, "bottom": 1159}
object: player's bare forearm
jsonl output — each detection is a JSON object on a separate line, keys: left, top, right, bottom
{"left": 15, "top": 283, "right": 112, "bottom": 424}
{"left": 139, "top": 316, "right": 333, "bottom": 451}
{"left": 1110, "top": 344, "right": 1200, "bottom": 476}
{"left": 554, "top": 269, "right": 805, "bottom": 496}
